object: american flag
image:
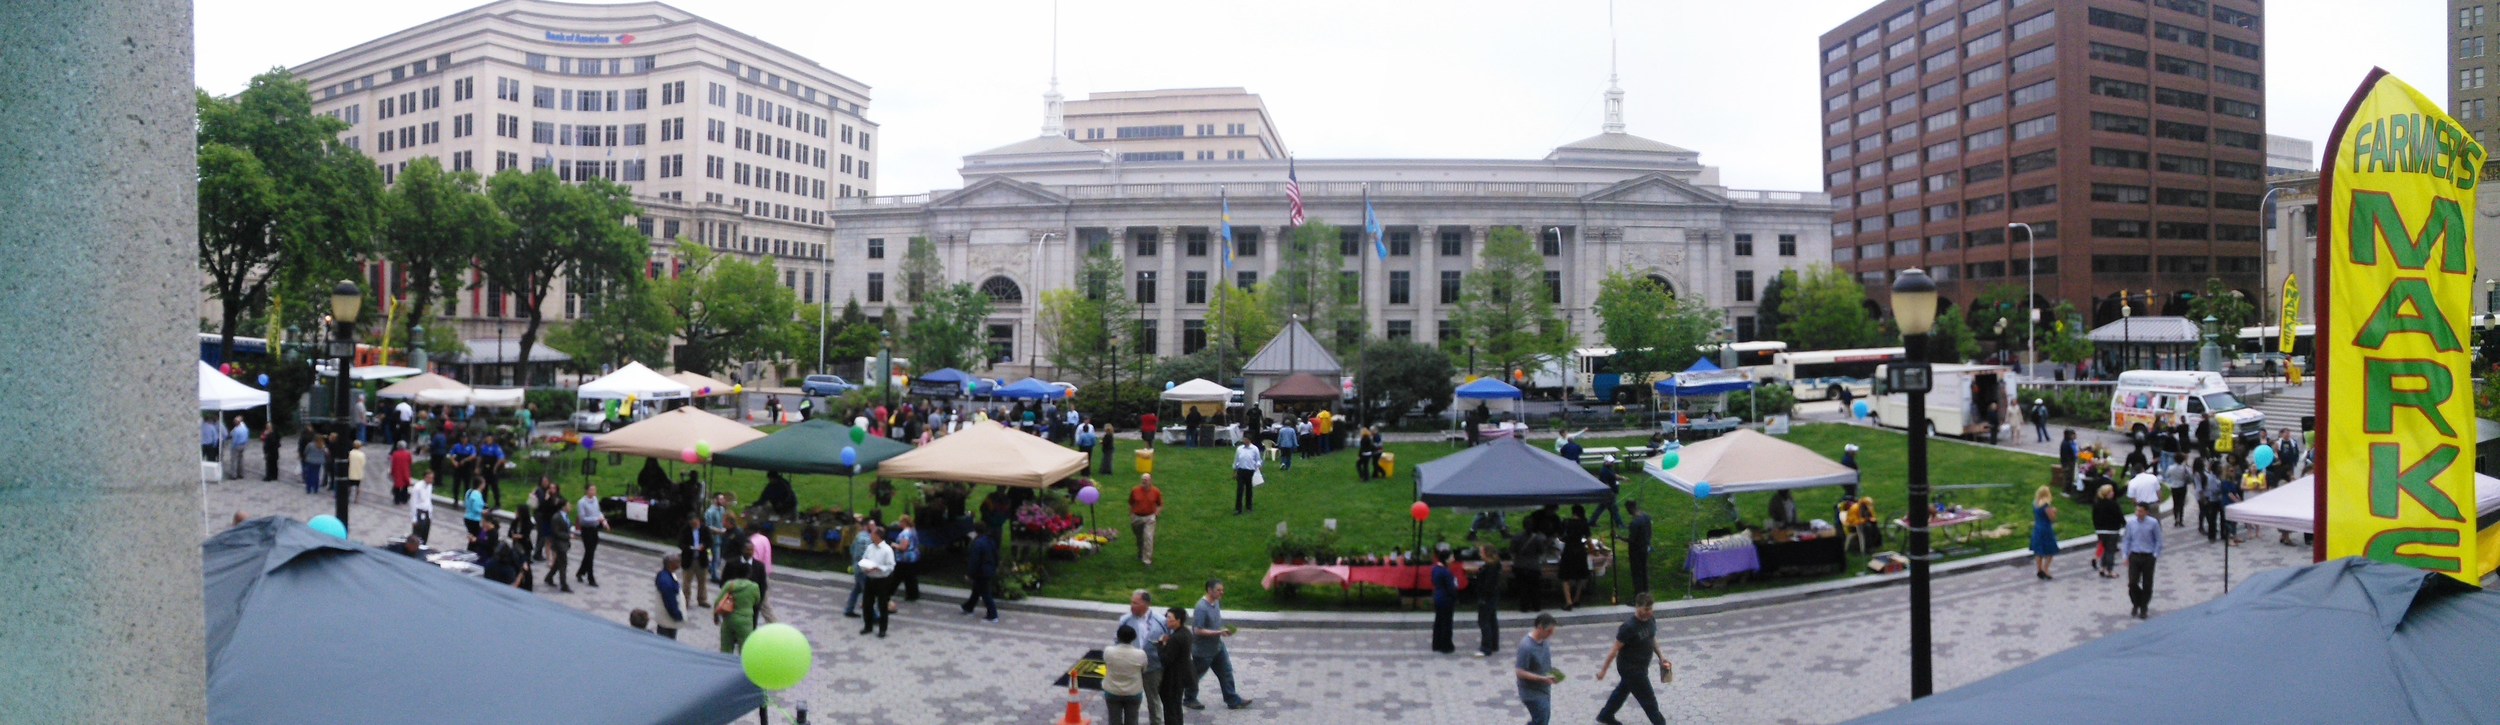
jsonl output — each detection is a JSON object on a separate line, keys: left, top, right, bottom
{"left": 1285, "top": 156, "right": 1305, "bottom": 226}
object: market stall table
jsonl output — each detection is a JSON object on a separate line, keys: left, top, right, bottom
{"left": 1685, "top": 532, "right": 1759, "bottom": 582}
{"left": 1754, "top": 532, "right": 1847, "bottom": 577}
{"left": 1262, "top": 563, "right": 1472, "bottom": 592}
{"left": 1896, "top": 508, "right": 1995, "bottom": 548}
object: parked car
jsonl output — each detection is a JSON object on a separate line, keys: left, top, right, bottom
{"left": 2224, "top": 353, "right": 2298, "bottom": 377}
{"left": 801, "top": 374, "right": 859, "bottom": 397}
{"left": 571, "top": 401, "right": 656, "bottom": 433}
{"left": 1049, "top": 381, "right": 1079, "bottom": 398}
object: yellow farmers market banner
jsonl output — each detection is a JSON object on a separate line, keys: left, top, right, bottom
{"left": 2279, "top": 273, "right": 2299, "bottom": 355}
{"left": 2320, "top": 70, "right": 2485, "bottom": 582}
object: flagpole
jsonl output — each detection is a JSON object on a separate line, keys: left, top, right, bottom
{"left": 1359, "top": 183, "right": 1370, "bottom": 431}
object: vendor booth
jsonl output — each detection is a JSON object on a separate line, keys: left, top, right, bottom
{"left": 349, "top": 364, "right": 422, "bottom": 381}
{"left": 1654, "top": 358, "right": 1754, "bottom": 439}
{"left": 1258, "top": 372, "right": 1341, "bottom": 406}
{"left": 992, "top": 378, "right": 1065, "bottom": 401}
{"left": 1394, "top": 437, "right": 1616, "bottom": 596}
{"left": 1162, "top": 378, "right": 1237, "bottom": 420}
{"left": 199, "top": 361, "right": 270, "bottom": 411}
{"left": 665, "top": 371, "right": 735, "bottom": 397}
{"left": 2227, "top": 473, "right": 2500, "bottom": 579}
{"left": 374, "top": 372, "right": 469, "bottom": 401}
{"left": 589, "top": 407, "right": 766, "bottom": 461}
{"left": 878, "top": 420, "right": 1088, "bottom": 489}
{"left": 205, "top": 518, "right": 762, "bottom": 725}
{"left": 413, "top": 387, "right": 526, "bottom": 408}
{"left": 1643, "top": 429, "right": 1859, "bottom": 581}
{"left": 577, "top": 362, "right": 694, "bottom": 401}
{"left": 910, "top": 367, "right": 974, "bottom": 399}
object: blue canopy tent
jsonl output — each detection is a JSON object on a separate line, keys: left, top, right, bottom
{"left": 1454, "top": 377, "right": 1524, "bottom": 400}
{"left": 908, "top": 367, "right": 973, "bottom": 399}
{"left": 1653, "top": 358, "right": 1757, "bottom": 438}
{"left": 994, "top": 378, "right": 1064, "bottom": 400}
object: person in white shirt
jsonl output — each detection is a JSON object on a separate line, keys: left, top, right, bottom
{"left": 394, "top": 400, "right": 414, "bottom": 445}
{"left": 857, "top": 527, "right": 898, "bottom": 638}
{"left": 408, "top": 478, "right": 434, "bottom": 544}
{"left": 2124, "top": 470, "right": 2163, "bottom": 512}
{"left": 1231, "top": 440, "right": 1262, "bottom": 515}
{"left": 1103, "top": 624, "right": 1150, "bottom": 725}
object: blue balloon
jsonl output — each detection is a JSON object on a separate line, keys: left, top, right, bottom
{"left": 257, "top": 373, "right": 270, "bottom": 387}
{"left": 840, "top": 446, "right": 859, "bottom": 467}
{"left": 1164, "top": 381, "right": 1175, "bottom": 390}
{"left": 1851, "top": 401, "right": 1871, "bottom": 418}
{"left": 581, "top": 436, "right": 595, "bottom": 451}
{"left": 1693, "top": 482, "right": 1713, "bottom": 499}
{"left": 2249, "top": 444, "right": 2276, "bottom": 469}
{"left": 307, "top": 515, "right": 347, "bottom": 540}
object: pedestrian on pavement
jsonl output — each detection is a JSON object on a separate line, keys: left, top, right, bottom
{"left": 1130, "top": 475, "right": 1162, "bottom": 568}
{"left": 2125, "top": 468, "right": 2163, "bottom": 513}
{"left": 679, "top": 512, "right": 708, "bottom": 613}
{"left": 2031, "top": 398, "right": 2051, "bottom": 442}
{"left": 653, "top": 553, "right": 685, "bottom": 640}
{"left": 301, "top": 428, "right": 326, "bottom": 495}
{"left": 343, "top": 441, "right": 367, "bottom": 503}
{"left": 2059, "top": 429, "right": 2080, "bottom": 491}
{"left": 843, "top": 519, "right": 876, "bottom": 618}
{"left": 1559, "top": 506, "right": 1592, "bottom": 611}
{"left": 1117, "top": 590, "right": 1173, "bottom": 725}
{"left": 202, "top": 416, "right": 221, "bottom": 465}
{"left": 1594, "top": 593, "right": 1672, "bottom": 725}
{"left": 388, "top": 441, "right": 414, "bottom": 505}
{"left": 1230, "top": 439, "right": 1261, "bottom": 515}
{"left": 1157, "top": 608, "right": 1193, "bottom": 725}
{"left": 533, "top": 480, "right": 562, "bottom": 562}
{"left": 961, "top": 527, "right": 999, "bottom": 622}
{"left": 765, "top": 394, "right": 781, "bottom": 424}
{"left": 1515, "top": 613, "right": 1559, "bottom": 725}
{"left": 2163, "top": 452, "right": 2193, "bottom": 528}
{"left": 478, "top": 435, "right": 505, "bottom": 509}
{"left": 714, "top": 560, "right": 759, "bottom": 653}
{"left": 857, "top": 527, "right": 897, "bottom": 638}
{"left": 394, "top": 399, "right": 413, "bottom": 446}
{"left": 2122, "top": 501, "right": 2164, "bottom": 619}
{"left": 261, "top": 426, "right": 281, "bottom": 482}
{"left": 1275, "top": 417, "right": 1298, "bottom": 471}
{"left": 2029, "top": 485, "right": 2060, "bottom": 580}
{"left": 408, "top": 476, "right": 434, "bottom": 544}
{"left": 1104, "top": 625, "right": 1149, "bottom": 725}
{"left": 705, "top": 493, "right": 731, "bottom": 581}
{"left": 2090, "top": 484, "right": 2123, "bottom": 579}
{"left": 1626, "top": 501, "right": 1653, "bottom": 595}
{"left": 449, "top": 434, "right": 477, "bottom": 496}
{"left": 462, "top": 482, "right": 487, "bottom": 543}
{"left": 1475, "top": 549, "right": 1504, "bottom": 657}
{"left": 1430, "top": 552, "right": 1458, "bottom": 654}
{"left": 893, "top": 515, "right": 921, "bottom": 601}
{"left": 1185, "top": 579, "right": 1251, "bottom": 711}
{"left": 226, "top": 415, "right": 252, "bottom": 480}
{"left": 542, "top": 503, "right": 573, "bottom": 593}
{"left": 576, "top": 484, "right": 609, "bottom": 587}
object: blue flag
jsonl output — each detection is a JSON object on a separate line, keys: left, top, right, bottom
{"left": 1364, "top": 187, "right": 1385, "bottom": 260}
{"left": 1220, "top": 187, "right": 1234, "bottom": 270}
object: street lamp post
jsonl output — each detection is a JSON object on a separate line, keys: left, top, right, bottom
{"left": 2200, "top": 315, "right": 2223, "bottom": 373}
{"left": 879, "top": 329, "right": 894, "bottom": 412}
{"left": 2008, "top": 222, "right": 2034, "bottom": 377}
{"left": 328, "top": 280, "right": 363, "bottom": 529}
{"left": 1887, "top": 268, "right": 1939, "bottom": 700}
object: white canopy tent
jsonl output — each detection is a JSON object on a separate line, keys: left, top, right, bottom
{"left": 414, "top": 387, "right": 527, "bottom": 408}
{"left": 1640, "top": 429, "right": 1858, "bottom": 496}
{"left": 1161, "top": 378, "right": 1236, "bottom": 403}
{"left": 350, "top": 365, "right": 423, "bottom": 381}
{"left": 666, "top": 371, "right": 736, "bottom": 397}
{"left": 2228, "top": 474, "right": 2500, "bottom": 534}
{"left": 199, "top": 361, "right": 270, "bottom": 411}
{"left": 375, "top": 373, "right": 469, "bottom": 401}
{"left": 577, "top": 362, "right": 692, "bottom": 401}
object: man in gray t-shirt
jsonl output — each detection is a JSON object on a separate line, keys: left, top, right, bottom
{"left": 1515, "top": 613, "right": 1558, "bottom": 725}
{"left": 1184, "top": 580, "right": 1250, "bottom": 711}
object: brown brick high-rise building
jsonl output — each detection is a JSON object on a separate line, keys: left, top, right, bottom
{"left": 1820, "top": 0, "right": 2267, "bottom": 326}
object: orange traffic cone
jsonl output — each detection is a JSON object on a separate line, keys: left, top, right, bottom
{"left": 1055, "top": 666, "right": 1092, "bottom": 725}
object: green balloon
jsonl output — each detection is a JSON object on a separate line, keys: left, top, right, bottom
{"left": 850, "top": 426, "right": 867, "bottom": 444}
{"left": 741, "top": 623, "right": 812, "bottom": 691}
{"left": 1659, "top": 451, "right": 1681, "bottom": 470}
{"left": 695, "top": 441, "right": 712, "bottom": 460}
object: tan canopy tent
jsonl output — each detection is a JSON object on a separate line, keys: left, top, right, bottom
{"left": 585, "top": 407, "right": 765, "bottom": 461}
{"left": 1639, "top": 428, "right": 1858, "bottom": 496}
{"left": 667, "top": 371, "right": 735, "bottom": 396}
{"left": 877, "top": 420, "right": 1088, "bottom": 489}
{"left": 376, "top": 372, "right": 470, "bottom": 401}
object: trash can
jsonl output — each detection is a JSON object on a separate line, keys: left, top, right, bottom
{"left": 1380, "top": 452, "right": 1396, "bottom": 479}
{"left": 1135, "top": 448, "right": 1155, "bottom": 475}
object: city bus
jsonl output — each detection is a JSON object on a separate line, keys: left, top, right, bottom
{"left": 1571, "top": 341, "right": 1785, "bottom": 403}
{"left": 1765, "top": 347, "right": 1905, "bottom": 401}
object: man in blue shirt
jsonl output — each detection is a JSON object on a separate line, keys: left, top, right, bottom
{"left": 201, "top": 417, "right": 222, "bottom": 464}
{"left": 1275, "top": 419, "right": 1298, "bottom": 471}
{"left": 1515, "top": 613, "right": 1558, "bottom": 725}
{"left": 960, "top": 528, "right": 1000, "bottom": 622}
{"left": 462, "top": 484, "right": 487, "bottom": 543}
{"left": 575, "top": 483, "right": 609, "bottom": 588}
{"left": 842, "top": 519, "right": 873, "bottom": 618}
{"left": 478, "top": 437, "right": 505, "bottom": 509}
{"left": 1115, "top": 590, "right": 1170, "bottom": 724}
{"left": 2121, "top": 501, "right": 2164, "bottom": 619}
{"left": 894, "top": 516, "right": 922, "bottom": 601}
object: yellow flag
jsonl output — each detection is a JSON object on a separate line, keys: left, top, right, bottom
{"left": 2319, "top": 70, "right": 2486, "bottom": 582}
{"left": 2278, "top": 274, "right": 2300, "bottom": 355}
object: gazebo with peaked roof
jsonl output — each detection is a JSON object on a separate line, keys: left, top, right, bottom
{"left": 1241, "top": 319, "right": 1344, "bottom": 419}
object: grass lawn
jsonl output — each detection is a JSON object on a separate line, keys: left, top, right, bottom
{"left": 499, "top": 422, "right": 2092, "bottom": 612}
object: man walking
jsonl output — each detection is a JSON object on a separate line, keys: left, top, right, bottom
{"left": 1275, "top": 417, "right": 1298, "bottom": 471}
{"left": 653, "top": 554, "right": 685, "bottom": 640}
{"left": 1117, "top": 591, "right": 1173, "bottom": 725}
{"left": 201, "top": 416, "right": 221, "bottom": 467}
{"left": 1230, "top": 439, "right": 1261, "bottom": 515}
{"left": 1474, "top": 549, "right": 1503, "bottom": 657}
{"left": 575, "top": 484, "right": 609, "bottom": 588}
{"left": 1184, "top": 580, "right": 1251, "bottom": 711}
{"left": 2031, "top": 398, "right": 2051, "bottom": 442}
{"left": 1515, "top": 613, "right": 1558, "bottom": 725}
{"left": 1594, "top": 594, "right": 1672, "bottom": 725}
{"left": 2163, "top": 451, "right": 2193, "bottom": 528}
{"left": 961, "top": 527, "right": 999, "bottom": 622}
{"left": 844, "top": 519, "right": 875, "bottom": 618}
{"left": 1430, "top": 553, "right": 1458, "bottom": 654}
{"left": 1626, "top": 501, "right": 1653, "bottom": 596}
{"left": 1130, "top": 475, "right": 1163, "bottom": 567}
{"left": 857, "top": 527, "right": 896, "bottom": 638}
{"left": 389, "top": 441, "right": 414, "bottom": 506}
{"left": 226, "top": 415, "right": 252, "bottom": 479}
{"left": 2122, "top": 501, "right": 2164, "bottom": 619}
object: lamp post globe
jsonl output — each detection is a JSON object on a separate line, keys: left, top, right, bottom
{"left": 1888, "top": 267, "right": 1938, "bottom": 700}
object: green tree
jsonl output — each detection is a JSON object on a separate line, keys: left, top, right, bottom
{"left": 902, "top": 282, "right": 995, "bottom": 372}
{"left": 900, "top": 235, "right": 944, "bottom": 306}
{"left": 1755, "top": 269, "right": 1795, "bottom": 341}
{"left": 196, "top": 70, "right": 385, "bottom": 363}
{"left": 1778, "top": 264, "right": 1886, "bottom": 351}
{"left": 653, "top": 245, "right": 807, "bottom": 374}
{"left": 379, "top": 156, "right": 510, "bottom": 347}
{"left": 1456, "top": 227, "right": 1570, "bottom": 380}
{"left": 2185, "top": 277, "right": 2257, "bottom": 357}
{"left": 1966, "top": 283, "right": 2034, "bottom": 354}
{"left": 1351, "top": 339, "right": 1457, "bottom": 425}
{"left": 1037, "top": 245, "right": 1144, "bottom": 385}
{"left": 484, "top": 169, "right": 647, "bottom": 386}
{"left": 1207, "top": 281, "right": 1279, "bottom": 377}
{"left": 1928, "top": 308, "right": 1982, "bottom": 362}
{"left": 1594, "top": 271, "right": 1723, "bottom": 385}
{"left": 2040, "top": 302, "right": 2097, "bottom": 367}
{"left": 820, "top": 298, "right": 885, "bottom": 373}
{"left": 544, "top": 276, "right": 671, "bottom": 370}
{"left": 1269, "top": 221, "right": 1363, "bottom": 353}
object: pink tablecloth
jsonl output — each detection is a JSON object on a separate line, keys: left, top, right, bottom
{"left": 1263, "top": 563, "right": 1470, "bottom": 591}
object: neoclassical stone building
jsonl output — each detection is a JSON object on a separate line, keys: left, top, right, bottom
{"left": 829, "top": 96, "right": 1832, "bottom": 374}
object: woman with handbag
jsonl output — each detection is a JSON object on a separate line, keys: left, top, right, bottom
{"left": 714, "top": 560, "right": 761, "bottom": 653}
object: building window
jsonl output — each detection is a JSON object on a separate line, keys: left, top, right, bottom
{"left": 1133, "top": 229, "right": 1158, "bottom": 256}
{"left": 1735, "top": 270, "right": 1755, "bottom": 302}
{"left": 1237, "top": 271, "right": 1258, "bottom": 289}
{"left": 1778, "top": 234, "right": 1798, "bottom": 257}
{"left": 1182, "top": 320, "right": 1207, "bottom": 355}
{"left": 1135, "top": 319, "right": 1158, "bottom": 354}
{"left": 1543, "top": 270, "right": 1562, "bottom": 304}
{"left": 1385, "top": 320, "right": 1413, "bottom": 341}
{"left": 867, "top": 238, "right": 885, "bottom": 259}
{"left": 1135, "top": 271, "right": 1157, "bottom": 304}
{"left": 1185, "top": 232, "right": 1209, "bottom": 257}
{"left": 1236, "top": 228, "right": 1260, "bottom": 257}
{"left": 1387, "top": 230, "right": 1413, "bottom": 256}
{"left": 1734, "top": 233, "right": 1754, "bottom": 256}
{"left": 866, "top": 272, "right": 884, "bottom": 302}
{"left": 1185, "top": 271, "right": 1207, "bottom": 304}
{"left": 1389, "top": 271, "right": 1411, "bottom": 305}
{"left": 1440, "top": 271, "right": 1463, "bottom": 304}
{"left": 1340, "top": 228, "right": 1362, "bottom": 256}
{"left": 1540, "top": 230, "right": 1562, "bottom": 256}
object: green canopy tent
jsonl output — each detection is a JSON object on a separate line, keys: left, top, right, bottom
{"left": 710, "top": 418, "right": 915, "bottom": 511}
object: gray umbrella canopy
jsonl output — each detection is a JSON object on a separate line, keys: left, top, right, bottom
{"left": 1415, "top": 437, "right": 1615, "bottom": 508}
{"left": 204, "top": 518, "right": 762, "bottom": 725}
{"left": 1847, "top": 558, "right": 2500, "bottom": 725}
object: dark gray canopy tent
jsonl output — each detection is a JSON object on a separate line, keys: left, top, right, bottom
{"left": 1415, "top": 437, "right": 1615, "bottom": 508}
{"left": 205, "top": 518, "right": 762, "bottom": 725}
{"left": 1847, "top": 558, "right": 2500, "bottom": 725}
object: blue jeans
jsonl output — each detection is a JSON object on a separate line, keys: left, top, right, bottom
{"left": 845, "top": 569, "right": 868, "bottom": 615}
{"left": 1279, "top": 446, "right": 1294, "bottom": 470}
{"left": 302, "top": 463, "right": 322, "bottom": 494}
{"left": 1188, "top": 647, "right": 1243, "bottom": 707}
{"left": 1519, "top": 689, "right": 1551, "bottom": 725}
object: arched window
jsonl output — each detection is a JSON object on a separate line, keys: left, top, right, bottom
{"left": 979, "top": 276, "right": 1024, "bottom": 304}
{"left": 1645, "top": 274, "right": 1676, "bottom": 297}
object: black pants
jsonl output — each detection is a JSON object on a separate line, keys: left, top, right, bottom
{"left": 576, "top": 528, "right": 601, "bottom": 584}
{"left": 1598, "top": 668, "right": 1665, "bottom": 725}
{"left": 483, "top": 469, "right": 503, "bottom": 509}
{"left": 1431, "top": 601, "right": 1455, "bottom": 653}
{"left": 2095, "top": 533, "right": 2120, "bottom": 572}
{"left": 2198, "top": 499, "right": 2222, "bottom": 541}
{"left": 861, "top": 576, "right": 894, "bottom": 634}
{"left": 961, "top": 575, "right": 996, "bottom": 619}
{"left": 263, "top": 438, "right": 280, "bottom": 481}
{"left": 656, "top": 626, "right": 677, "bottom": 640}
{"left": 1629, "top": 550, "right": 1650, "bottom": 595}
{"left": 2170, "top": 488, "right": 2189, "bottom": 526}
{"left": 411, "top": 512, "right": 432, "bottom": 545}
{"left": 897, "top": 559, "right": 921, "bottom": 600}
{"left": 1159, "top": 676, "right": 1189, "bottom": 725}
{"left": 1516, "top": 570, "right": 1541, "bottom": 612}
{"left": 203, "top": 443, "right": 220, "bottom": 461}
{"left": 1357, "top": 453, "right": 1378, "bottom": 481}
{"left": 2127, "top": 553, "right": 2158, "bottom": 613}
{"left": 1476, "top": 605, "right": 1501, "bottom": 655}
{"left": 1232, "top": 469, "right": 1254, "bottom": 513}
{"left": 1099, "top": 442, "right": 1115, "bottom": 475}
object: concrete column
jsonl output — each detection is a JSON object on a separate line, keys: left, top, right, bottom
{"left": 1157, "top": 226, "right": 1179, "bottom": 357}
{"left": 0, "top": 0, "right": 208, "bottom": 720}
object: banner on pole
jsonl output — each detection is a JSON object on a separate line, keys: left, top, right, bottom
{"left": 2278, "top": 273, "right": 2299, "bottom": 355}
{"left": 2318, "top": 69, "right": 2486, "bottom": 582}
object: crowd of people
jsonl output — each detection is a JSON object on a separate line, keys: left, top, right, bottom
{"left": 2052, "top": 418, "right": 2310, "bottom": 617}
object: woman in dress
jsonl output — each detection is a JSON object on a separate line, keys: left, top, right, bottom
{"left": 1558, "top": 505, "right": 1592, "bottom": 610}
{"left": 715, "top": 560, "right": 761, "bottom": 653}
{"left": 2030, "top": 485, "right": 2060, "bottom": 580}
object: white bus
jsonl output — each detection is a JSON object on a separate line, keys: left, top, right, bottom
{"left": 1766, "top": 347, "right": 1906, "bottom": 401}
{"left": 1571, "top": 341, "right": 1785, "bottom": 403}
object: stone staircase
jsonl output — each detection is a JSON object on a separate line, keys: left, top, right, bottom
{"left": 2245, "top": 380, "right": 2315, "bottom": 431}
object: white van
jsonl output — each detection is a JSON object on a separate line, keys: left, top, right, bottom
{"left": 2109, "top": 370, "right": 2264, "bottom": 446}
{"left": 1871, "top": 363, "right": 2014, "bottom": 439}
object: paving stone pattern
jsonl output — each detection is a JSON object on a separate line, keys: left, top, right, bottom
{"left": 205, "top": 441, "right": 2307, "bottom": 725}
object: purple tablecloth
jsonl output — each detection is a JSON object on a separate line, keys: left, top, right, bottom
{"left": 1685, "top": 539, "right": 1761, "bottom": 582}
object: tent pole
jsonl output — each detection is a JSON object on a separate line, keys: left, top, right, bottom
{"left": 1609, "top": 512, "right": 1621, "bottom": 605}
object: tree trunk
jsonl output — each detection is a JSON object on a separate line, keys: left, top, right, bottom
{"left": 218, "top": 305, "right": 243, "bottom": 369}
{"left": 514, "top": 288, "right": 549, "bottom": 387}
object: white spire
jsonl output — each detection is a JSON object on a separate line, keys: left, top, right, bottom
{"left": 1040, "top": 0, "right": 1065, "bottom": 137}
{"left": 1602, "top": 0, "right": 1624, "bottom": 134}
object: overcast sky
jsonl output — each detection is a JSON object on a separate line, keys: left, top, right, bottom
{"left": 198, "top": 0, "right": 2444, "bottom": 196}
